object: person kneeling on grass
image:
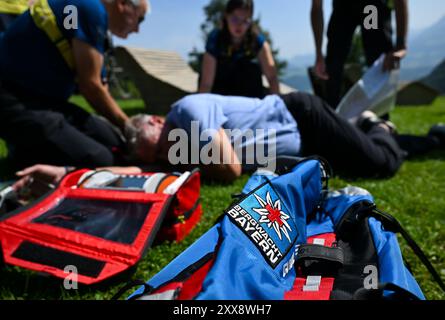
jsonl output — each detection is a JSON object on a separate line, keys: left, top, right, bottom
{"left": 12, "top": 92, "right": 445, "bottom": 185}
{"left": 0, "top": 0, "right": 149, "bottom": 170}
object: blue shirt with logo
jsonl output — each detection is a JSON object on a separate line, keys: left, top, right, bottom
{"left": 166, "top": 94, "right": 301, "bottom": 171}
{"left": 0, "top": 0, "right": 108, "bottom": 100}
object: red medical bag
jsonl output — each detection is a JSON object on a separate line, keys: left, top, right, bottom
{"left": 0, "top": 169, "right": 202, "bottom": 285}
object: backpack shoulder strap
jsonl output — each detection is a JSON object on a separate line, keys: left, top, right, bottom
{"left": 368, "top": 207, "right": 445, "bottom": 293}
{"left": 0, "top": 0, "right": 29, "bottom": 15}
{"left": 30, "top": 0, "right": 75, "bottom": 70}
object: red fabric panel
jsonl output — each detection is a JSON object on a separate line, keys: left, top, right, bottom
{"left": 284, "top": 278, "right": 335, "bottom": 300}
{"left": 173, "top": 171, "right": 201, "bottom": 218}
{"left": 0, "top": 169, "right": 173, "bottom": 285}
{"left": 177, "top": 258, "right": 214, "bottom": 300}
{"left": 0, "top": 233, "right": 130, "bottom": 285}
{"left": 157, "top": 205, "right": 202, "bottom": 242}
{"left": 158, "top": 171, "right": 202, "bottom": 242}
{"left": 284, "top": 233, "right": 337, "bottom": 300}
{"left": 308, "top": 233, "right": 336, "bottom": 247}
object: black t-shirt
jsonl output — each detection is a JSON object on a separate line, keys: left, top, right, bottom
{"left": 331, "top": 0, "right": 392, "bottom": 19}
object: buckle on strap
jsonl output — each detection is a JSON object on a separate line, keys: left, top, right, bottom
{"left": 295, "top": 244, "right": 344, "bottom": 276}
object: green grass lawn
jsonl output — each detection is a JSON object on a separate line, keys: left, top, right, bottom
{"left": 0, "top": 96, "right": 444, "bottom": 300}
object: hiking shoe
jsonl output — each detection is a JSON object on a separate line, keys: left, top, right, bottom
{"left": 356, "top": 111, "right": 397, "bottom": 134}
{"left": 428, "top": 124, "right": 445, "bottom": 148}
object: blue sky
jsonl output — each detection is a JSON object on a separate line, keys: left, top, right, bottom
{"left": 115, "top": 0, "right": 445, "bottom": 60}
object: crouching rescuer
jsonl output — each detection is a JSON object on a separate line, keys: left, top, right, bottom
{"left": 0, "top": 0, "right": 148, "bottom": 169}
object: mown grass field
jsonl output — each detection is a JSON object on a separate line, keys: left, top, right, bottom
{"left": 0, "top": 96, "right": 444, "bottom": 300}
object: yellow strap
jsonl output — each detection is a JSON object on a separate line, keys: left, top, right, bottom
{"left": 30, "top": 0, "right": 75, "bottom": 70}
{"left": 0, "top": 0, "right": 30, "bottom": 15}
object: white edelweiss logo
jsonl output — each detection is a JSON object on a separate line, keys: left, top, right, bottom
{"left": 252, "top": 192, "right": 293, "bottom": 243}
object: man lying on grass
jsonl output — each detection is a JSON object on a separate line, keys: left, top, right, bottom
{"left": 11, "top": 92, "right": 445, "bottom": 187}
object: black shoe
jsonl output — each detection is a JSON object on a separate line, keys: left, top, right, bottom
{"left": 356, "top": 111, "right": 397, "bottom": 134}
{"left": 428, "top": 124, "right": 445, "bottom": 148}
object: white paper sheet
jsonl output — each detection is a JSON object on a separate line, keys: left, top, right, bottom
{"left": 336, "top": 54, "right": 400, "bottom": 120}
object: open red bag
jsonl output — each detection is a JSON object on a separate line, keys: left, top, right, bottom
{"left": 0, "top": 169, "right": 202, "bottom": 285}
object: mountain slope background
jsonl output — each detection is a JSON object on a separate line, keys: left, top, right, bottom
{"left": 422, "top": 59, "right": 445, "bottom": 94}
{"left": 282, "top": 16, "right": 445, "bottom": 92}
{"left": 401, "top": 15, "right": 445, "bottom": 81}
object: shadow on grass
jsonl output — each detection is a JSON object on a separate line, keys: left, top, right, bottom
{"left": 331, "top": 149, "right": 445, "bottom": 183}
{"left": 407, "top": 150, "right": 445, "bottom": 163}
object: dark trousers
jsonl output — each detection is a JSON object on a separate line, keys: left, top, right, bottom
{"left": 325, "top": 0, "right": 394, "bottom": 108}
{"left": 0, "top": 82, "right": 125, "bottom": 170}
{"left": 281, "top": 92, "right": 421, "bottom": 178}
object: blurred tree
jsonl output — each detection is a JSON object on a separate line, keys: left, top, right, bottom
{"left": 188, "top": 0, "right": 287, "bottom": 76}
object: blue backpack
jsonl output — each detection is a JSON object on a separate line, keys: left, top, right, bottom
{"left": 118, "top": 158, "right": 444, "bottom": 300}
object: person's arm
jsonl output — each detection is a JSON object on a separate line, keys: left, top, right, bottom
{"left": 311, "top": 0, "right": 329, "bottom": 80}
{"left": 98, "top": 166, "right": 143, "bottom": 175}
{"left": 200, "top": 128, "right": 242, "bottom": 183}
{"left": 383, "top": 0, "right": 408, "bottom": 71}
{"left": 72, "top": 39, "right": 129, "bottom": 131}
{"left": 13, "top": 164, "right": 144, "bottom": 193}
{"left": 258, "top": 41, "right": 280, "bottom": 95}
{"left": 199, "top": 53, "right": 217, "bottom": 93}
{"left": 13, "top": 165, "right": 70, "bottom": 192}
{"left": 395, "top": 0, "right": 408, "bottom": 51}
